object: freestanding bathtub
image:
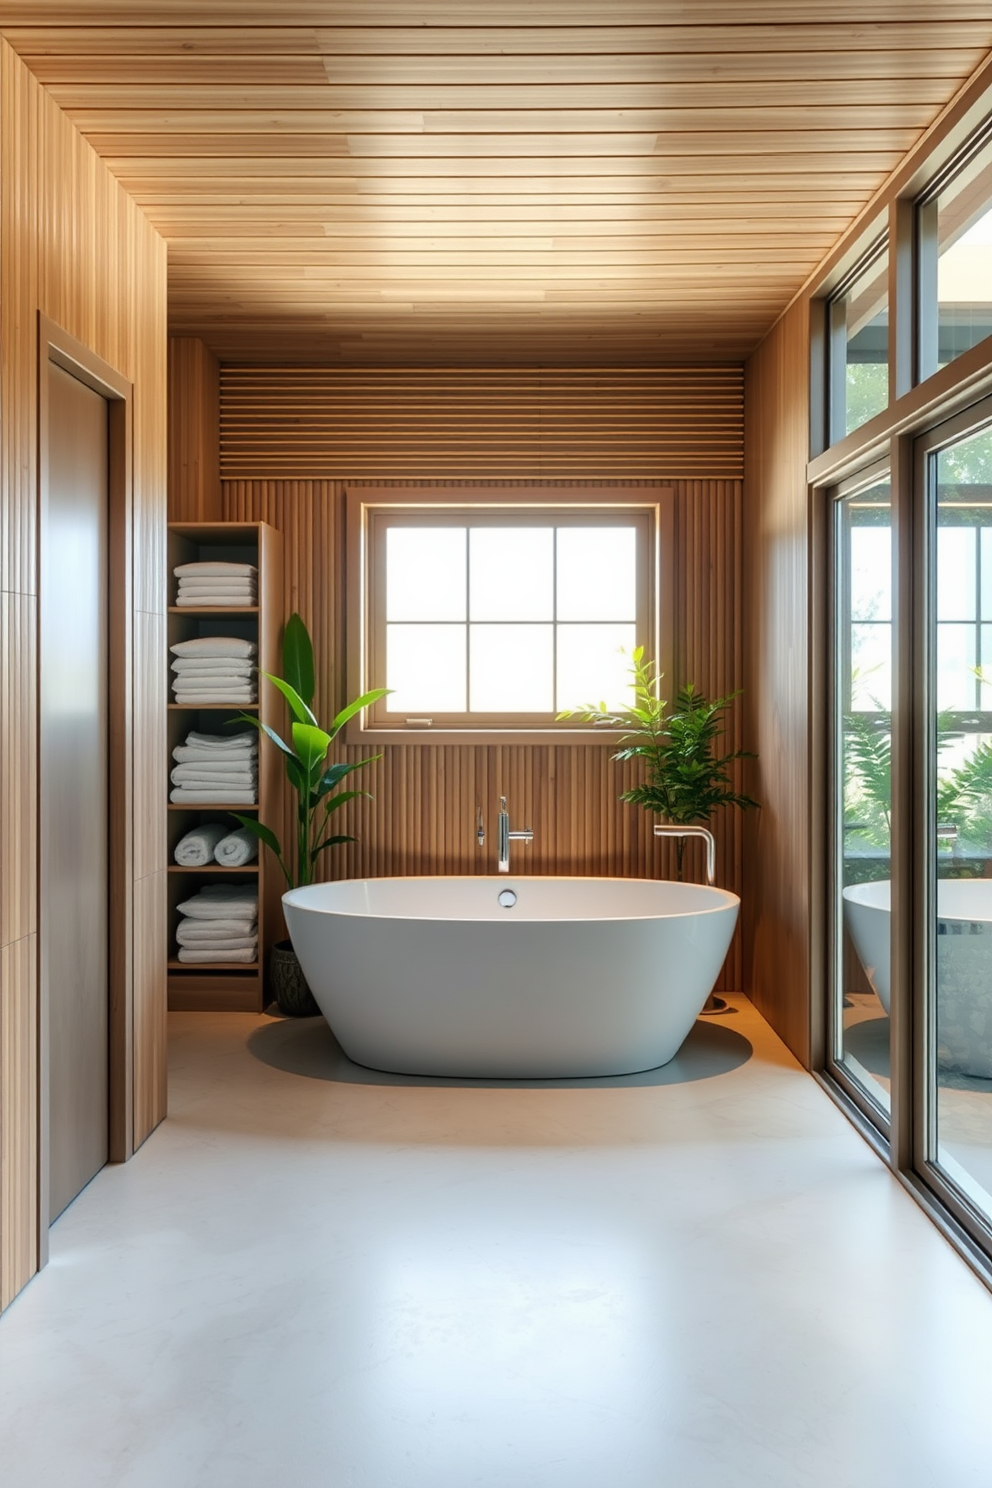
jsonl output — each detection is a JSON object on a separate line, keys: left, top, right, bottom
{"left": 843, "top": 878, "right": 992, "bottom": 1077}
{"left": 282, "top": 876, "right": 740, "bottom": 1078}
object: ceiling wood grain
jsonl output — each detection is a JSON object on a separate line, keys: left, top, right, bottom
{"left": 2, "top": 4, "right": 989, "bottom": 364}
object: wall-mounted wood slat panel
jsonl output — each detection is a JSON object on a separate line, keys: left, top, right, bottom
{"left": 220, "top": 475, "right": 745, "bottom": 992}
{"left": 133, "top": 612, "right": 168, "bottom": 882}
{"left": 0, "top": 935, "right": 38, "bottom": 1310}
{"left": 0, "top": 39, "right": 168, "bottom": 1309}
{"left": 743, "top": 301, "right": 811, "bottom": 1065}
{"left": 219, "top": 368, "right": 744, "bottom": 480}
{"left": 167, "top": 336, "right": 220, "bottom": 522}
{"left": 133, "top": 872, "right": 167, "bottom": 1150}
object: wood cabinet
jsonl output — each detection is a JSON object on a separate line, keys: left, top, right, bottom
{"left": 166, "top": 521, "right": 283, "bottom": 1012}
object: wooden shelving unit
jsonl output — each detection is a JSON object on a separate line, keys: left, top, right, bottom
{"left": 166, "top": 521, "right": 283, "bottom": 1013}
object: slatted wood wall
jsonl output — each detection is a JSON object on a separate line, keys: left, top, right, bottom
{"left": 218, "top": 367, "right": 744, "bottom": 480}
{"left": 0, "top": 41, "right": 168, "bottom": 1309}
{"left": 218, "top": 475, "right": 746, "bottom": 993}
{"left": 743, "top": 300, "right": 812, "bottom": 1065}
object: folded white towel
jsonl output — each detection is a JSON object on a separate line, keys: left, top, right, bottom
{"left": 178, "top": 885, "right": 259, "bottom": 920}
{"left": 173, "top": 823, "right": 228, "bottom": 867}
{"left": 178, "top": 574, "right": 256, "bottom": 587}
{"left": 176, "top": 926, "right": 258, "bottom": 950}
{"left": 177, "top": 946, "right": 258, "bottom": 964}
{"left": 176, "top": 595, "right": 257, "bottom": 608}
{"left": 185, "top": 731, "right": 257, "bottom": 750}
{"left": 172, "top": 658, "right": 255, "bottom": 674}
{"left": 174, "top": 562, "right": 257, "bottom": 579}
{"left": 178, "top": 582, "right": 256, "bottom": 594}
{"left": 172, "top": 773, "right": 257, "bottom": 792}
{"left": 171, "top": 637, "right": 257, "bottom": 659}
{"left": 173, "top": 691, "right": 256, "bottom": 704}
{"left": 171, "top": 678, "right": 257, "bottom": 693}
{"left": 172, "top": 747, "right": 258, "bottom": 766}
{"left": 176, "top": 916, "right": 258, "bottom": 938}
{"left": 171, "top": 758, "right": 258, "bottom": 775}
{"left": 213, "top": 827, "right": 259, "bottom": 867}
{"left": 170, "top": 788, "right": 257, "bottom": 804}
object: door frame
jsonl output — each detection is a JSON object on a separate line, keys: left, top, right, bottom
{"left": 37, "top": 315, "right": 134, "bottom": 1257}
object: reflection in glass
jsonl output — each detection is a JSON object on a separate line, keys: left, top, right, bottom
{"left": 834, "top": 476, "right": 892, "bottom": 1114}
{"left": 386, "top": 528, "right": 466, "bottom": 621}
{"left": 929, "top": 426, "right": 992, "bottom": 1227}
{"left": 469, "top": 528, "right": 553, "bottom": 621}
{"left": 556, "top": 528, "right": 637, "bottom": 621}
{"left": 557, "top": 624, "right": 637, "bottom": 713}
{"left": 386, "top": 624, "right": 466, "bottom": 713}
{"left": 932, "top": 158, "right": 992, "bottom": 369}
{"left": 469, "top": 625, "right": 553, "bottom": 712}
{"left": 832, "top": 244, "right": 889, "bottom": 439}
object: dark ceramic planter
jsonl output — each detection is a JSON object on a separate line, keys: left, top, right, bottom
{"left": 269, "top": 938, "right": 320, "bottom": 1018}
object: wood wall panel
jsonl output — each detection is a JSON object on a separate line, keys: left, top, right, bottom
{"left": 221, "top": 475, "right": 746, "bottom": 991}
{"left": 133, "top": 872, "right": 167, "bottom": 1150}
{"left": 742, "top": 300, "right": 811, "bottom": 1065}
{"left": 133, "top": 611, "right": 168, "bottom": 883}
{"left": 0, "top": 935, "right": 37, "bottom": 1311}
{"left": 219, "top": 367, "right": 744, "bottom": 481}
{"left": 0, "top": 40, "right": 168, "bottom": 1308}
{"left": 168, "top": 337, "right": 220, "bottom": 521}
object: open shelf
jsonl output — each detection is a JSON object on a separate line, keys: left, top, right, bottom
{"left": 168, "top": 865, "right": 259, "bottom": 874}
{"left": 168, "top": 606, "right": 259, "bottom": 615}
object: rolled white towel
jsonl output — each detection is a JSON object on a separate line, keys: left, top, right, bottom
{"left": 173, "top": 823, "right": 228, "bottom": 867}
{"left": 170, "top": 788, "right": 257, "bottom": 804}
{"left": 177, "top": 885, "right": 259, "bottom": 920}
{"left": 178, "top": 945, "right": 258, "bottom": 964}
{"left": 171, "top": 636, "right": 257, "bottom": 659}
{"left": 214, "top": 827, "right": 259, "bottom": 867}
{"left": 174, "top": 561, "right": 257, "bottom": 579}
{"left": 185, "top": 730, "right": 257, "bottom": 750}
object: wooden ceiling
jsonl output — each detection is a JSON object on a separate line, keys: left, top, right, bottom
{"left": 3, "top": 3, "right": 992, "bottom": 366}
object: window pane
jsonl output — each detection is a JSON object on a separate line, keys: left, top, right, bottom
{"left": 934, "top": 160, "right": 992, "bottom": 370}
{"left": 556, "top": 625, "right": 636, "bottom": 712}
{"left": 936, "top": 527, "right": 976, "bottom": 620}
{"left": 983, "top": 527, "right": 992, "bottom": 620}
{"left": 468, "top": 528, "right": 553, "bottom": 621}
{"left": 832, "top": 243, "right": 889, "bottom": 439}
{"left": 469, "top": 625, "right": 553, "bottom": 712}
{"left": 386, "top": 624, "right": 466, "bottom": 712}
{"left": 930, "top": 429, "right": 992, "bottom": 1233}
{"left": 386, "top": 528, "right": 466, "bottom": 621}
{"left": 556, "top": 527, "right": 637, "bottom": 621}
{"left": 834, "top": 477, "right": 892, "bottom": 1118}
{"left": 937, "top": 623, "right": 977, "bottom": 712}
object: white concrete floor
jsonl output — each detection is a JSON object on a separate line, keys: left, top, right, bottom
{"left": 2, "top": 998, "right": 992, "bottom": 1488}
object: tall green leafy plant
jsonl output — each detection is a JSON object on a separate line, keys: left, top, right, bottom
{"left": 230, "top": 613, "right": 387, "bottom": 888}
{"left": 559, "top": 647, "right": 757, "bottom": 878}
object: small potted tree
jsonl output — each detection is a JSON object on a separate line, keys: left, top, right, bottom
{"left": 231, "top": 612, "right": 387, "bottom": 1015}
{"left": 560, "top": 647, "right": 757, "bottom": 880}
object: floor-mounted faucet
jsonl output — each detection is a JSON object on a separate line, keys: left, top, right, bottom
{"left": 497, "top": 796, "right": 533, "bottom": 873}
{"left": 652, "top": 823, "right": 716, "bottom": 886}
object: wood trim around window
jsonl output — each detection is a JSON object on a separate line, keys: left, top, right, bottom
{"left": 344, "top": 484, "right": 675, "bottom": 746}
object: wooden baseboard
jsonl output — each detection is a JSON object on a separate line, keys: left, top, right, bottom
{"left": 168, "top": 973, "right": 264, "bottom": 1013}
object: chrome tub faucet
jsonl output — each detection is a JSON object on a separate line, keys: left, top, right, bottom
{"left": 497, "top": 796, "right": 533, "bottom": 874}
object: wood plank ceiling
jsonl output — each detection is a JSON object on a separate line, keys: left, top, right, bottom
{"left": 2, "top": 2, "right": 991, "bottom": 365}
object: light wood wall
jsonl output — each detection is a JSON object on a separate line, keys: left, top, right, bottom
{"left": 217, "top": 472, "right": 746, "bottom": 993}
{"left": 742, "top": 301, "right": 812, "bottom": 1064}
{"left": 0, "top": 40, "right": 168, "bottom": 1309}
{"left": 168, "top": 337, "right": 220, "bottom": 520}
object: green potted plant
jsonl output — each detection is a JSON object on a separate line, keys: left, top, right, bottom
{"left": 559, "top": 647, "right": 757, "bottom": 880}
{"left": 231, "top": 612, "right": 387, "bottom": 1015}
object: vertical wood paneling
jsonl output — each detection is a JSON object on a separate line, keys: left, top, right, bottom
{"left": 133, "top": 871, "right": 167, "bottom": 1149}
{"left": 168, "top": 337, "right": 221, "bottom": 521}
{"left": 743, "top": 300, "right": 812, "bottom": 1064}
{"left": 0, "top": 40, "right": 168, "bottom": 1308}
{"left": 0, "top": 935, "right": 37, "bottom": 1311}
{"left": 220, "top": 475, "right": 746, "bottom": 990}
{"left": 133, "top": 611, "right": 168, "bottom": 882}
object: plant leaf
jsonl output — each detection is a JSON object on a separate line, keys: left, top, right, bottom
{"left": 228, "top": 813, "right": 291, "bottom": 887}
{"left": 282, "top": 612, "right": 315, "bottom": 707}
{"left": 329, "top": 688, "right": 390, "bottom": 737}
{"left": 291, "top": 721, "right": 332, "bottom": 786}
{"left": 312, "top": 834, "right": 354, "bottom": 858}
{"left": 264, "top": 672, "right": 318, "bottom": 728}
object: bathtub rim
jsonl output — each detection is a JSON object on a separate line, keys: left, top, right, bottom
{"left": 283, "top": 873, "right": 740, "bottom": 926}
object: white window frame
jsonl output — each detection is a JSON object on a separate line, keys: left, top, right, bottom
{"left": 344, "top": 484, "right": 674, "bottom": 744}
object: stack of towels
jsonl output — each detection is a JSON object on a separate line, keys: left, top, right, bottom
{"left": 170, "top": 635, "right": 257, "bottom": 706}
{"left": 174, "top": 560, "right": 257, "bottom": 608}
{"left": 174, "top": 823, "right": 259, "bottom": 867}
{"left": 170, "top": 729, "right": 258, "bottom": 804}
{"left": 175, "top": 884, "right": 258, "bottom": 965}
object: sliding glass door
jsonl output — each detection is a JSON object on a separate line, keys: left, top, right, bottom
{"left": 829, "top": 468, "right": 893, "bottom": 1123}
{"left": 920, "top": 415, "right": 992, "bottom": 1232}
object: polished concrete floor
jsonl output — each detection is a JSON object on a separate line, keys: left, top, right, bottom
{"left": 2, "top": 998, "right": 992, "bottom": 1487}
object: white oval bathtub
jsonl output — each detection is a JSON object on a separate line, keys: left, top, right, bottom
{"left": 843, "top": 878, "right": 992, "bottom": 1077}
{"left": 282, "top": 876, "right": 740, "bottom": 1078}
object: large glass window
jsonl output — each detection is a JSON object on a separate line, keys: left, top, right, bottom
{"left": 829, "top": 238, "right": 889, "bottom": 441}
{"left": 831, "top": 472, "right": 893, "bottom": 1118}
{"left": 357, "top": 502, "right": 661, "bottom": 734}
{"left": 919, "top": 136, "right": 992, "bottom": 378}
{"left": 925, "top": 422, "right": 992, "bottom": 1232}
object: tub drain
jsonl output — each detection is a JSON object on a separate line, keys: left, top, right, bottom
{"left": 497, "top": 889, "right": 517, "bottom": 909}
